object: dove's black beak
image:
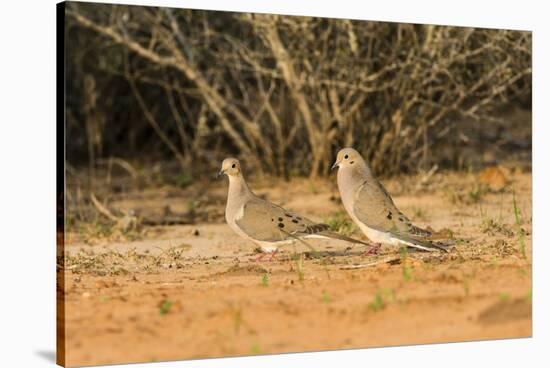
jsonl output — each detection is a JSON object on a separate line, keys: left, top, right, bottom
{"left": 216, "top": 169, "right": 225, "bottom": 179}
{"left": 331, "top": 161, "right": 340, "bottom": 171}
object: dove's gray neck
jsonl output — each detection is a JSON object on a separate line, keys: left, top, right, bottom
{"left": 340, "top": 159, "right": 371, "bottom": 183}
{"left": 226, "top": 173, "right": 253, "bottom": 215}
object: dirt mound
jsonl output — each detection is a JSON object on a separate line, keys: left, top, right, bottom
{"left": 220, "top": 264, "right": 269, "bottom": 276}
{"left": 478, "top": 298, "right": 532, "bottom": 325}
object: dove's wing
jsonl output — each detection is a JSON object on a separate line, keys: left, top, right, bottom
{"left": 352, "top": 179, "right": 438, "bottom": 248}
{"left": 235, "top": 197, "right": 330, "bottom": 242}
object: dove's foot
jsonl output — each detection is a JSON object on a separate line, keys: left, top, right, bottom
{"left": 252, "top": 253, "right": 267, "bottom": 262}
{"left": 268, "top": 248, "right": 279, "bottom": 261}
{"left": 252, "top": 249, "right": 279, "bottom": 262}
{"left": 361, "top": 243, "right": 381, "bottom": 256}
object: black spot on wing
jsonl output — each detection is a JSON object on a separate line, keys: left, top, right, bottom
{"left": 292, "top": 219, "right": 299, "bottom": 224}
{"left": 278, "top": 223, "right": 285, "bottom": 228}
{"left": 278, "top": 217, "right": 283, "bottom": 222}
{"left": 284, "top": 213, "right": 293, "bottom": 218}
{"left": 387, "top": 211, "right": 392, "bottom": 220}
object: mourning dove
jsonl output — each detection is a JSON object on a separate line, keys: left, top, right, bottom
{"left": 332, "top": 148, "right": 450, "bottom": 252}
{"left": 218, "top": 158, "right": 371, "bottom": 257}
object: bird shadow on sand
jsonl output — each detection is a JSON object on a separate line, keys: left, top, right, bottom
{"left": 275, "top": 249, "right": 380, "bottom": 261}
{"left": 279, "top": 246, "right": 438, "bottom": 261}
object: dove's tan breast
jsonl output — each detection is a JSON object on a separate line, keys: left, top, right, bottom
{"left": 226, "top": 204, "right": 249, "bottom": 240}
{"left": 339, "top": 175, "right": 395, "bottom": 245}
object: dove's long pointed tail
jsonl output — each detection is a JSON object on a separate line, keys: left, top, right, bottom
{"left": 392, "top": 233, "right": 451, "bottom": 252}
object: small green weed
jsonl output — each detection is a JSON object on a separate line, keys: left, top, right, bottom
{"left": 468, "top": 185, "right": 486, "bottom": 203}
{"left": 321, "top": 290, "right": 331, "bottom": 304}
{"left": 250, "top": 343, "right": 261, "bottom": 355}
{"left": 513, "top": 192, "right": 527, "bottom": 258}
{"left": 159, "top": 299, "right": 172, "bottom": 315}
{"left": 232, "top": 307, "right": 243, "bottom": 334}
{"left": 368, "top": 289, "right": 395, "bottom": 312}
{"left": 368, "top": 292, "right": 385, "bottom": 311}
{"left": 261, "top": 273, "right": 269, "bottom": 287}
{"left": 400, "top": 247, "right": 413, "bottom": 282}
{"left": 295, "top": 253, "right": 305, "bottom": 282}
{"left": 325, "top": 211, "right": 356, "bottom": 236}
{"left": 462, "top": 278, "right": 470, "bottom": 297}
{"left": 525, "top": 288, "right": 532, "bottom": 302}
{"left": 412, "top": 207, "right": 426, "bottom": 220}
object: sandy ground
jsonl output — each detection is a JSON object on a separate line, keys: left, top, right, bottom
{"left": 58, "top": 169, "right": 532, "bottom": 367}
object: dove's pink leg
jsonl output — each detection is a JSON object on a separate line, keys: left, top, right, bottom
{"left": 361, "top": 243, "right": 381, "bottom": 256}
{"left": 253, "top": 253, "right": 267, "bottom": 262}
{"left": 267, "top": 248, "right": 279, "bottom": 261}
{"left": 253, "top": 248, "right": 278, "bottom": 262}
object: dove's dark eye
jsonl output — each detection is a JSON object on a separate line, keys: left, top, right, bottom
{"left": 231, "top": 164, "right": 236, "bottom": 168}
{"left": 344, "top": 154, "right": 349, "bottom": 159}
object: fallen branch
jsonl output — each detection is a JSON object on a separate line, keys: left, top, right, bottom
{"left": 90, "top": 192, "right": 119, "bottom": 221}
{"left": 339, "top": 256, "right": 401, "bottom": 270}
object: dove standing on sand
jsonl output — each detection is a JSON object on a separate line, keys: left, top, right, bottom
{"left": 218, "top": 158, "right": 371, "bottom": 259}
{"left": 332, "top": 148, "right": 449, "bottom": 252}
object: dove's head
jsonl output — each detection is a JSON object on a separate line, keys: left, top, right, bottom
{"left": 331, "top": 148, "right": 363, "bottom": 171}
{"left": 218, "top": 157, "right": 242, "bottom": 178}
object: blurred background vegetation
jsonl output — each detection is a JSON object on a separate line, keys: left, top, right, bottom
{"left": 65, "top": 2, "right": 531, "bottom": 185}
